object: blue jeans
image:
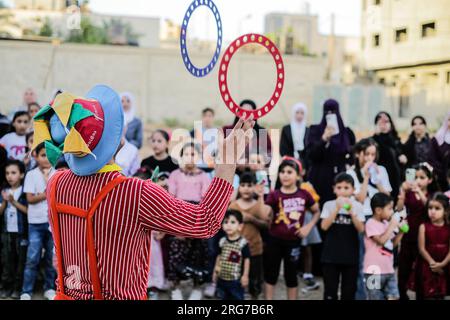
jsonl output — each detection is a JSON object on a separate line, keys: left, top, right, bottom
{"left": 216, "top": 279, "right": 244, "bottom": 300}
{"left": 364, "top": 273, "right": 400, "bottom": 300}
{"left": 22, "top": 223, "right": 56, "bottom": 295}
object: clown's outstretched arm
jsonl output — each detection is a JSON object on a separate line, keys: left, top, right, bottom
{"left": 138, "top": 116, "right": 255, "bottom": 239}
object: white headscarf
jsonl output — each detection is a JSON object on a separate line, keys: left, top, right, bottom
{"left": 435, "top": 111, "right": 450, "bottom": 146}
{"left": 290, "top": 102, "right": 308, "bottom": 155}
{"left": 120, "top": 92, "right": 136, "bottom": 126}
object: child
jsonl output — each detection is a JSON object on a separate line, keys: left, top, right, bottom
{"left": 0, "top": 111, "right": 30, "bottom": 161}
{"left": 0, "top": 160, "right": 28, "bottom": 299}
{"left": 27, "top": 102, "right": 40, "bottom": 123}
{"left": 213, "top": 210, "right": 250, "bottom": 300}
{"left": 229, "top": 171, "right": 271, "bottom": 299}
{"left": 411, "top": 193, "right": 450, "bottom": 300}
{"left": 264, "top": 158, "right": 320, "bottom": 300}
{"left": 141, "top": 130, "right": 179, "bottom": 175}
{"left": 116, "top": 136, "right": 140, "bottom": 177}
{"left": 20, "top": 143, "right": 56, "bottom": 300}
{"left": 346, "top": 138, "right": 392, "bottom": 299}
{"left": 167, "top": 142, "right": 211, "bottom": 300}
{"left": 320, "top": 173, "right": 365, "bottom": 300}
{"left": 363, "top": 193, "right": 404, "bottom": 300}
{"left": 396, "top": 162, "right": 439, "bottom": 300}
{"left": 347, "top": 138, "right": 392, "bottom": 217}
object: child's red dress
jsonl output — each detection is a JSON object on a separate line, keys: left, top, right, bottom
{"left": 410, "top": 222, "right": 450, "bottom": 299}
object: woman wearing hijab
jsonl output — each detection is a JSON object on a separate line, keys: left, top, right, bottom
{"left": 402, "top": 116, "right": 432, "bottom": 168}
{"left": 306, "top": 99, "right": 355, "bottom": 207}
{"left": 120, "top": 92, "right": 143, "bottom": 149}
{"left": 371, "top": 111, "right": 406, "bottom": 201}
{"left": 428, "top": 111, "right": 450, "bottom": 191}
{"left": 280, "top": 102, "right": 310, "bottom": 171}
{"left": 222, "top": 99, "right": 272, "bottom": 171}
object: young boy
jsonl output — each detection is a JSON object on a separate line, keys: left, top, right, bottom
{"left": 21, "top": 143, "right": 56, "bottom": 300}
{"left": 229, "top": 171, "right": 271, "bottom": 299}
{"left": 213, "top": 210, "right": 251, "bottom": 300}
{"left": 364, "top": 193, "right": 403, "bottom": 300}
{"left": 320, "top": 173, "right": 365, "bottom": 300}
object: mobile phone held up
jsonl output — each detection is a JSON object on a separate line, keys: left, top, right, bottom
{"left": 405, "top": 168, "right": 416, "bottom": 184}
{"left": 326, "top": 114, "right": 340, "bottom": 135}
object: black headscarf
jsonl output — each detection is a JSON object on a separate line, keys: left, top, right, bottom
{"left": 316, "top": 99, "right": 350, "bottom": 154}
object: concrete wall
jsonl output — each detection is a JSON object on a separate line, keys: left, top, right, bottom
{"left": 0, "top": 39, "right": 327, "bottom": 127}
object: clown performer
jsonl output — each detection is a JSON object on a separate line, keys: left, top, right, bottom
{"left": 31, "top": 85, "right": 255, "bottom": 300}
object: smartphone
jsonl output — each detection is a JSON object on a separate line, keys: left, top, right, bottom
{"left": 326, "top": 114, "right": 340, "bottom": 135}
{"left": 405, "top": 168, "right": 416, "bottom": 183}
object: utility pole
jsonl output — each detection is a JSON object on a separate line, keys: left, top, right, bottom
{"left": 326, "top": 13, "right": 336, "bottom": 82}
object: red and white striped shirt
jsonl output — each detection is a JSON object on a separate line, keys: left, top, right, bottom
{"left": 47, "top": 170, "right": 233, "bottom": 300}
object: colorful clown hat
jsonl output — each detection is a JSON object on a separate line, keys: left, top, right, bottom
{"left": 32, "top": 85, "right": 124, "bottom": 176}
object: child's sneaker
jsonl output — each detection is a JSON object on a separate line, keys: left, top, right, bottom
{"left": 171, "top": 288, "right": 183, "bottom": 300}
{"left": 188, "top": 289, "right": 203, "bottom": 300}
{"left": 20, "top": 293, "right": 31, "bottom": 300}
{"left": 303, "top": 274, "right": 319, "bottom": 291}
{"left": 43, "top": 289, "right": 56, "bottom": 300}
{"left": 203, "top": 283, "right": 216, "bottom": 298}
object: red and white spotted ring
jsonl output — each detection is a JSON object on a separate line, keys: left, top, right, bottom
{"left": 218, "top": 33, "right": 285, "bottom": 120}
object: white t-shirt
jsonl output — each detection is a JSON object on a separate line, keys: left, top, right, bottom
{"left": 24, "top": 167, "right": 55, "bottom": 224}
{"left": 0, "top": 132, "right": 27, "bottom": 161}
{"left": 116, "top": 140, "right": 140, "bottom": 177}
{"left": 3, "top": 187, "right": 23, "bottom": 233}
{"left": 347, "top": 165, "right": 392, "bottom": 216}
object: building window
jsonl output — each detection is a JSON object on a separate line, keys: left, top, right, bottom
{"left": 422, "top": 22, "right": 436, "bottom": 38}
{"left": 395, "top": 28, "right": 407, "bottom": 43}
{"left": 447, "top": 71, "right": 450, "bottom": 84}
{"left": 374, "top": 0, "right": 381, "bottom": 5}
{"left": 379, "top": 78, "right": 385, "bottom": 85}
{"left": 373, "top": 34, "right": 380, "bottom": 47}
{"left": 410, "top": 74, "right": 416, "bottom": 79}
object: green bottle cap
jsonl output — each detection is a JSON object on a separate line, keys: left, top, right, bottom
{"left": 343, "top": 203, "right": 352, "bottom": 211}
{"left": 399, "top": 224, "right": 409, "bottom": 233}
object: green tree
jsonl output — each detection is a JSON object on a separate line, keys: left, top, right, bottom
{"left": 66, "top": 16, "right": 108, "bottom": 44}
{"left": 39, "top": 18, "right": 53, "bottom": 37}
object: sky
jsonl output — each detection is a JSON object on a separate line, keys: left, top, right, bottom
{"left": 5, "top": 0, "right": 362, "bottom": 40}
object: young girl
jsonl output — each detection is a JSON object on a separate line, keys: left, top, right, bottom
{"left": 0, "top": 111, "right": 30, "bottom": 161}
{"left": 410, "top": 193, "right": 450, "bottom": 299}
{"left": 264, "top": 158, "right": 320, "bottom": 300}
{"left": 167, "top": 142, "right": 211, "bottom": 300}
{"left": 0, "top": 160, "right": 28, "bottom": 299}
{"left": 229, "top": 171, "right": 272, "bottom": 299}
{"left": 141, "top": 129, "right": 179, "bottom": 175}
{"left": 397, "top": 162, "right": 439, "bottom": 300}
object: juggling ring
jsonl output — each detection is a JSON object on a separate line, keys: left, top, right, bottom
{"left": 218, "top": 34, "right": 285, "bottom": 120}
{"left": 180, "top": 0, "right": 222, "bottom": 77}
